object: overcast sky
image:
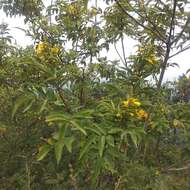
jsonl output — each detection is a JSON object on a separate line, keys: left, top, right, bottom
{"left": 0, "top": 1, "right": 189, "bottom": 81}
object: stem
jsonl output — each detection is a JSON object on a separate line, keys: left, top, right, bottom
{"left": 114, "top": 42, "right": 125, "bottom": 65}
{"left": 57, "top": 87, "right": 71, "bottom": 113}
{"left": 121, "top": 34, "right": 127, "bottom": 67}
{"left": 169, "top": 44, "right": 190, "bottom": 59}
{"left": 25, "top": 158, "right": 31, "bottom": 190}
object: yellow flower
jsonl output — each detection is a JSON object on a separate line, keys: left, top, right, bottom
{"left": 0, "top": 127, "right": 7, "bottom": 134}
{"left": 51, "top": 47, "right": 60, "bottom": 54}
{"left": 123, "top": 98, "right": 141, "bottom": 108}
{"left": 116, "top": 113, "right": 121, "bottom": 118}
{"left": 47, "top": 138, "right": 54, "bottom": 145}
{"left": 89, "top": 7, "right": 98, "bottom": 17}
{"left": 68, "top": 4, "right": 77, "bottom": 15}
{"left": 173, "top": 119, "right": 185, "bottom": 128}
{"left": 36, "top": 42, "right": 48, "bottom": 56}
{"left": 155, "top": 170, "right": 160, "bottom": 176}
{"left": 146, "top": 54, "right": 157, "bottom": 65}
{"left": 136, "top": 109, "right": 148, "bottom": 120}
{"left": 129, "top": 112, "right": 134, "bottom": 116}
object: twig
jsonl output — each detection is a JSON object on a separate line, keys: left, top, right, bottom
{"left": 114, "top": 42, "right": 125, "bottom": 65}
{"left": 121, "top": 34, "right": 128, "bottom": 67}
{"left": 163, "top": 162, "right": 190, "bottom": 172}
{"left": 169, "top": 44, "right": 190, "bottom": 59}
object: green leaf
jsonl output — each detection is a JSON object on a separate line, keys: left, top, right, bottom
{"left": 126, "top": 131, "right": 138, "bottom": 148}
{"left": 108, "top": 128, "right": 123, "bottom": 134}
{"left": 39, "top": 99, "right": 48, "bottom": 113}
{"left": 79, "top": 137, "right": 95, "bottom": 160}
{"left": 45, "top": 113, "right": 70, "bottom": 123}
{"left": 64, "top": 137, "right": 75, "bottom": 153}
{"left": 70, "top": 120, "right": 87, "bottom": 136}
{"left": 92, "top": 158, "right": 102, "bottom": 186}
{"left": 106, "top": 135, "right": 115, "bottom": 147}
{"left": 22, "top": 99, "right": 35, "bottom": 113}
{"left": 130, "top": 132, "right": 138, "bottom": 148}
{"left": 84, "top": 126, "right": 102, "bottom": 136}
{"left": 12, "top": 95, "right": 30, "bottom": 118}
{"left": 99, "top": 136, "right": 106, "bottom": 158}
{"left": 55, "top": 139, "right": 64, "bottom": 164}
{"left": 93, "top": 124, "right": 107, "bottom": 135}
{"left": 58, "top": 125, "right": 65, "bottom": 139}
{"left": 73, "top": 109, "right": 94, "bottom": 119}
{"left": 37, "top": 144, "right": 51, "bottom": 161}
{"left": 103, "top": 157, "right": 116, "bottom": 174}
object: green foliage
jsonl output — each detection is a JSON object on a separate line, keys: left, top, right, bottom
{"left": 1, "top": 0, "right": 190, "bottom": 189}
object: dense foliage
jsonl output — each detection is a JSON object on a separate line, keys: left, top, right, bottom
{"left": 1, "top": 0, "right": 190, "bottom": 189}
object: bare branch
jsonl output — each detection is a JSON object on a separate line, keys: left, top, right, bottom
{"left": 121, "top": 34, "right": 127, "bottom": 67}
{"left": 114, "top": 42, "right": 126, "bottom": 66}
{"left": 169, "top": 44, "right": 190, "bottom": 59}
{"left": 163, "top": 162, "right": 190, "bottom": 172}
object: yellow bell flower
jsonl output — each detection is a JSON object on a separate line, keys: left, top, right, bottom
{"left": 146, "top": 54, "right": 157, "bottom": 65}
{"left": 123, "top": 98, "right": 141, "bottom": 108}
{"left": 36, "top": 42, "right": 48, "bottom": 56}
{"left": 155, "top": 170, "right": 160, "bottom": 176}
{"left": 0, "top": 127, "right": 7, "bottom": 134}
{"left": 47, "top": 138, "right": 54, "bottom": 145}
{"left": 68, "top": 4, "right": 77, "bottom": 15}
{"left": 51, "top": 47, "right": 60, "bottom": 54}
{"left": 136, "top": 109, "right": 148, "bottom": 120}
{"left": 129, "top": 112, "right": 135, "bottom": 116}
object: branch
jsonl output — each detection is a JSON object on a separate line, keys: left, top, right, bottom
{"left": 126, "top": 0, "right": 166, "bottom": 43}
{"left": 114, "top": 42, "right": 126, "bottom": 65}
{"left": 57, "top": 87, "right": 71, "bottom": 113}
{"left": 121, "top": 34, "right": 128, "bottom": 67}
{"left": 157, "top": 0, "right": 177, "bottom": 88}
{"left": 169, "top": 44, "right": 190, "bottom": 59}
{"left": 171, "top": 17, "right": 190, "bottom": 45}
{"left": 163, "top": 162, "right": 190, "bottom": 172}
{"left": 115, "top": 0, "right": 166, "bottom": 43}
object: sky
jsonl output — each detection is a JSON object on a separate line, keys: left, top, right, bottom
{"left": 0, "top": 1, "right": 189, "bottom": 81}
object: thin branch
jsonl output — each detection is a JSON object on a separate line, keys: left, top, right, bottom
{"left": 157, "top": 0, "right": 177, "bottom": 88}
{"left": 171, "top": 17, "right": 190, "bottom": 45}
{"left": 126, "top": 0, "right": 166, "bottom": 42}
{"left": 169, "top": 44, "right": 190, "bottom": 59}
{"left": 121, "top": 34, "right": 128, "bottom": 67}
{"left": 114, "top": 42, "right": 126, "bottom": 66}
{"left": 57, "top": 87, "right": 71, "bottom": 113}
{"left": 163, "top": 162, "right": 190, "bottom": 172}
{"left": 115, "top": 0, "right": 166, "bottom": 43}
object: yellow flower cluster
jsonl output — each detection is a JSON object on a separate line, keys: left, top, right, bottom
{"left": 51, "top": 47, "right": 60, "bottom": 54}
{"left": 35, "top": 42, "right": 60, "bottom": 57}
{"left": 122, "top": 98, "right": 148, "bottom": 120}
{"left": 68, "top": 4, "right": 78, "bottom": 15}
{"left": 136, "top": 109, "right": 148, "bottom": 120}
{"left": 36, "top": 42, "right": 48, "bottom": 56}
{"left": 0, "top": 127, "right": 7, "bottom": 134}
{"left": 123, "top": 98, "right": 141, "bottom": 108}
{"left": 146, "top": 54, "right": 158, "bottom": 65}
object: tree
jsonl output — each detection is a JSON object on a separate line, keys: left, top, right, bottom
{"left": 1, "top": 0, "right": 190, "bottom": 189}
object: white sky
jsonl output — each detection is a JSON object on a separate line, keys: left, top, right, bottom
{"left": 0, "top": 1, "right": 189, "bottom": 81}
